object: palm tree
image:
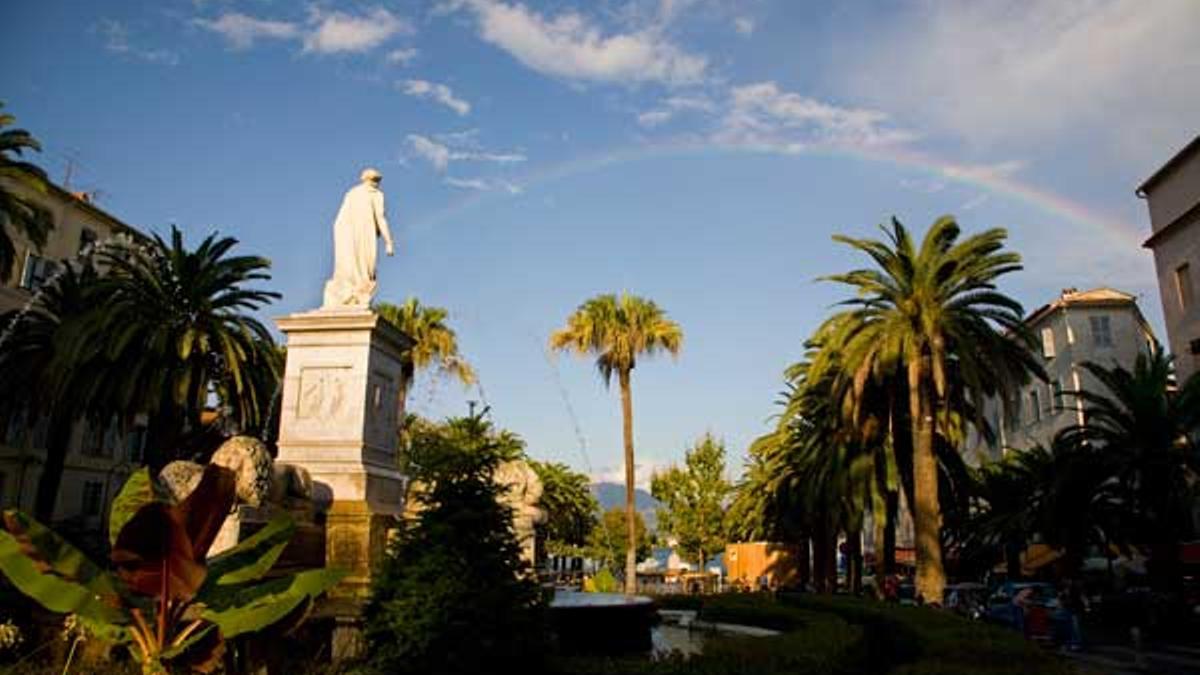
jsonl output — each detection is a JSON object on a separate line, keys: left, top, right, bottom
{"left": 0, "top": 261, "right": 106, "bottom": 521}
{"left": 550, "top": 293, "right": 682, "bottom": 593}
{"left": 0, "top": 102, "right": 53, "bottom": 283}
{"left": 529, "top": 460, "right": 599, "bottom": 556}
{"left": 376, "top": 297, "right": 476, "bottom": 417}
{"left": 1057, "top": 348, "right": 1199, "bottom": 590}
{"left": 821, "top": 216, "right": 1041, "bottom": 603}
{"left": 72, "top": 226, "right": 281, "bottom": 467}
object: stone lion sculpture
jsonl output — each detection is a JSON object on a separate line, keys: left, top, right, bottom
{"left": 157, "top": 436, "right": 313, "bottom": 508}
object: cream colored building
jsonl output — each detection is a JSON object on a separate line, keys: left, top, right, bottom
{"left": 1138, "top": 135, "right": 1200, "bottom": 383}
{"left": 0, "top": 176, "right": 147, "bottom": 529}
{"left": 965, "top": 288, "right": 1158, "bottom": 464}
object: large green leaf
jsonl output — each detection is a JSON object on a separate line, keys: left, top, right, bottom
{"left": 0, "top": 510, "right": 127, "bottom": 625}
{"left": 109, "top": 467, "right": 164, "bottom": 548}
{"left": 201, "top": 568, "right": 347, "bottom": 638}
{"left": 204, "top": 513, "right": 295, "bottom": 588}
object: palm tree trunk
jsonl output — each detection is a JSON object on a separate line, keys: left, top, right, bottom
{"left": 618, "top": 368, "right": 637, "bottom": 595}
{"left": 909, "top": 358, "right": 945, "bottom": 605}
{"left": 33, "top": 409, "right": 74, "bottom": 523}
{"left": 884, "top": 490, "right": 898, "bottom": 575}
{"left": 797, "top": 530, "right": 811, "bottom": 589}
{"left": 811, "top": 519, "right": 828, "bottom": 593}
{"left": 847, "top": 528, "right": 863, "bottom": 594}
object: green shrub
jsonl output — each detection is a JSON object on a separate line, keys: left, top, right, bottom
{"left": 586, "top": 568, "right": 620, "bottom": 593}
{"left": 363, "top": 415, "right": 546, "bottom": 675}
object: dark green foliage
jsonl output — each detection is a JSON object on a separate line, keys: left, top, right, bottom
{"left": 363, "top": 414, "right": 546, "bottom": 675}
{"left": 553, "top": 594, "right": 1072, "bottom": 675}
{"left": 530, "top": 460, "right": 599, "bottom": 555}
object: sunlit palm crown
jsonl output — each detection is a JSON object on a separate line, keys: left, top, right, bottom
{"left": 813, "top": 216, "right": 1042, "bottom": 413}
{"left": 548, "top": 293, "right": 683, "bottom": 384}
{"left": 376, "top": 297, "right": 475, "bottom": 385}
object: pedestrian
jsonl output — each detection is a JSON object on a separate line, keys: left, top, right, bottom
{"left": 1012, "top": 586, "right": 1034, "bottom": 637}
{"left": 1063, "top": 580, "right": 1086, "bottom": 651}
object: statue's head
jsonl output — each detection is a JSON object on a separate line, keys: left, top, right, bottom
{"left": 360, "top": 167, "right": 383, "bottom": 186}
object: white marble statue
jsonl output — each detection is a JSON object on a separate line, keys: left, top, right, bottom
{"left": 322, "top": 168, "right": 395, "bottom": 308}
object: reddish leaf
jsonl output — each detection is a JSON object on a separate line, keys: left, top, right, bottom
{"left": 178, "top": 465, "right": 237, "bottom": 560}
{"left": 112, "top": 502, "right": 206, "bottom": 602}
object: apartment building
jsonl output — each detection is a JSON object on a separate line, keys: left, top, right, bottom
{"left": 1138, "top": 135, "right": 1200, "bottom": 382}
{"left": 965, "top": 288, "right": 1157, "bottom": 464}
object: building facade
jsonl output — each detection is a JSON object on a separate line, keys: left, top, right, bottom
{"left": 1138, "top": 135, "right": 1200, "bottom": 383}
{"left": 0, "top": 175, "right": 147, "bottom": 528}
{"left": 965, "top": 288, "right": 1158, "bottom": 464}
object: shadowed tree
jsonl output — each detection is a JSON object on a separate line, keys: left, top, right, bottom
{"left": 0, "top": 262, "right": 106, "bottom": 521}
{"left": 376, "top": 297, "right": 476, "bottom": 417}
{"left": 1058, "top": 348, "right": 1200, "bottom": 590}
{"left": 550, "top": 293, "right": 682, "bottom": 593}
{"left": 820, "top": 216, "right": 1041, "bottom": 603}
{"left": 529, "top": 460, "right": 598, "bottom": 556}
{"left": 0, "top": 102, "right": 53, "bottom": 283}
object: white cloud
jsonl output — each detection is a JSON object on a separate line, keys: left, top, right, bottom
{"left": 386, "top": 47, "right": 418, "bottom": 65}
{"left": 589, "top": 459, "right": 670, "bottom": 490}
{"left": 712, "top": 81, "right": 915, "bottom": 152}
{"left": 637, "top": 110, "right": 673, "bottom": 127}
{"left": 445, "top": 176, "right": 523, "bottom": 193}
{"left": 939, "top": 160, "right": 1026, "bottom": 183}
{"left": 304, "top": 7, "right": 412, "bottom": 54}
{"left": 962, "top": 194, "right": 989, "bottom": 211}
{"left": 733, "top": 16, "right": 755, "bottom": 36}
{"left": 98, "top": 19, "right": 180, "bottom": 65}
{"left": 193, "top": 13, "right": 299, "bottom": 49}
{"left": 834, "top": 0, "right": 1200, "bottom": 163}
{"left": 455, "top": 0, "right": 707, "bottom": 86}
{"left": 401, "top": 79, "right": 471, "bottom": 116}
{"left": 406, "top": 133, "right": 526, "bottom": 172}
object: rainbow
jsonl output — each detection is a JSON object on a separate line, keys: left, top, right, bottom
{"left": 404, "top": 141, "right": 1143, "bottom": 249}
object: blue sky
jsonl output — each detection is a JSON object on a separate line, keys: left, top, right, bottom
{"left": 5, "top": 0, "right": 1198, "bottom": 485}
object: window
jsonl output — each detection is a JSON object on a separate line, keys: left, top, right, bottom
{"left": 1006, "top": 395, "right": 1022, "bottom": 431}
{"left": 1177, "top": 263, "right": 1194, "bottom": 311}
{"left": 1053, "top": 379, "right": 1065, "bottom": 411}
{"left": 20, "top": 252, "right": 61, "bottom": 291}
{"left": 81, "top": 481, "right": 103, "bottom": 517}
{"left": 1041, "top": 327, "right": 1056, "bottom": 358}
{"left": 1029, "top": 389, "right": 1041, "bottom": 423}
{"left": 79, "top": 228, "right": 98, "bottom": 255}
{"left": 0, "top": 471, "right": 7, "bottom": 507}
{"left": 82, "top": 421, "right": 110, "bottom": 458}
{"left": 125, "top": 427, "right": 147, "bottom": 464}
{"left": 1090, "top": 316, "right": 1113, "bottom": 348}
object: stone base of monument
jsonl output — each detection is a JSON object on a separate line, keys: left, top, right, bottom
{"left": 275, "top": 307, "right": 413, "bottom": 661}
{"left": 210, "top": 504, "right": 326, "bottom": 570}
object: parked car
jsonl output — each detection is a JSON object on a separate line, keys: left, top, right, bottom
{"left": 985, "top": 582, "right": 1059, "bottom": 638}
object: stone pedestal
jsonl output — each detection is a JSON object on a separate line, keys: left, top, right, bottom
{"left": 275, "top": 308, "right": 412, "bottom": 647}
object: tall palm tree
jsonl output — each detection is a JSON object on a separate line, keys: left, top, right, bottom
{"left": 822, "top": 216, "right": 1041, "bottom": 603}
{"left": 71, "top": 226, "right": 281, "bottom": 467}
{"left": 375, "top": 297, "right": 476, "bottom": 416}
{"left": 550, "top": 293, "right": 682, "bottom": 593}
{"left": 1058, "top": 348, "right": 1199, "bottom": 590}
{"left": 0, "top": 102, "right": 53, "bottom": 283}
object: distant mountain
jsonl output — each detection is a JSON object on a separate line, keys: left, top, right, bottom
{"left": 589, "top": 482, "right": 660, "bottom": 531}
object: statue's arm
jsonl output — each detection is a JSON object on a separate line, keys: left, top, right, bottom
{"left": 374, "top": 191, "right": 395, "bottom": 255}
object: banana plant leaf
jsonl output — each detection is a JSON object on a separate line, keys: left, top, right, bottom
{"left": 108, "top": 467, "right": 165, "bottom": 548}
{"left": 201, "top": 568, "right": 347, "bottom": 638}
{"left": 0, "top": 509, "right": 127, "bottom": 625}
{"left": 111, "top": 502, "right": 207, "bottom": 601}
{"left": 203, "top": 513, "right": 295, "bottom": 589}
{"left": 177, "top": 465, "right": 237, "bottom": 559}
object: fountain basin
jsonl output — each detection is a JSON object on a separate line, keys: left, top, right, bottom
{"left": 549, "top": 591, "right": 657, "bottom": 655}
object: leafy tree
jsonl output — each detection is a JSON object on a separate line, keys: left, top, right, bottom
{"left": 651, "top": 434, "right": 732, "bottom": 569}
{"left": 819, "top": 216, "right": 1040, "bottom": 602}
{"left": 74, "top": 227, "right": 280, "bottom": 467}
{"left": 550, "top": 293, "right": 682, "bottom": 593}
{"left": 364, "top": 413, "right": 545, "bottom": 675}
{"left": 375, "top": 297, "right": 475, "bottom": 415}
{"left": 587, "top": 507, "right": 650, "bottom": 573}
{"left": 529, "top": 460, "right": 598, "bottom": 556}
{"left": 0, "top": 102, "right": 52, "bottom": 282}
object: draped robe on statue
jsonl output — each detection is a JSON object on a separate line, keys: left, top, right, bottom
{"left": 322, "top": 183, "right": 390, "bottom": 308}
